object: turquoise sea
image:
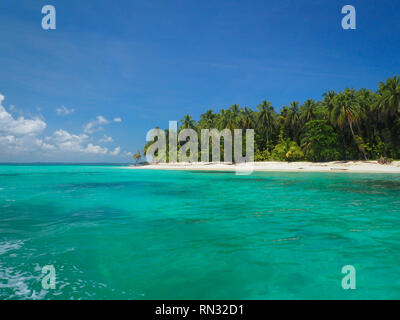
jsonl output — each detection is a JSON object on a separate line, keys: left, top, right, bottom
{"left": 0, "top": 164, "right": 400, "bottom": 300}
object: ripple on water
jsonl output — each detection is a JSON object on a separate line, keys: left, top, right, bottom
{"left": 0, "top": 240, "right": 47, "bottom": 300}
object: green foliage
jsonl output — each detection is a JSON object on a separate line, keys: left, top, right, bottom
{"left": 271, "top": 139, "right": 304, "bottom": 162}
{"left": 254, "top": 149, "right": 270, "bottom": 161}
{"left": 300, "top": 120, "right": 340, "bottom": 162}
{"left": 145, "top": 75, "right": 400, "bottom": 162}
{"left": 133, "top": 150, "right": 142, "bottom": 164}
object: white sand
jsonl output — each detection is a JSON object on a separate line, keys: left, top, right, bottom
{"left": 125, "top": 161, "right": 400, "bottom": 173}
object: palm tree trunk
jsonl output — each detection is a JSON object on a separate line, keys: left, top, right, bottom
{"left": 347, "top": 116, "right": 368, "bottom": 160}
{"left": 340, "top": 133, "right": 346, "bottom": 160}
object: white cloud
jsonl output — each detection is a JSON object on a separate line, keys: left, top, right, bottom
{"left": 0, "top": 94, "right": 51, "bottom": 156}
{"left": 50, "top": 129, "right": 89, "bottom": 152}
{"left": 83, "top": 143, "right": 108, "bottom": 155}
{"left": 83, "top": 115, "right": 122, "bottom": 133}
{"left": 83, "top": 115, "right": 109, "bottom": 134}
{"left": 35, "top": 139, "right": 56, "bottom": 151}
{"left": 99, "top": 134, "right": 113, "bottom": 143}
{"left": 0, "top": 96, "right": 46, "bottom": 136}
{"left": 110, "top": 146, "right": 121, "bottom": 156}
{"left": 47, "top": 129, "right": 112, "bottom": 155}
{"left": 0, "top": 135, "right": 15, "bottom": 144}
{"left": 56, "top": 105, "right": 74, "bottom": 116}
{"left": 0, "top": 134, "right": 56, "bottom": 156}
{"left": 0, "top": 94, "right": 127, "bottom": 160}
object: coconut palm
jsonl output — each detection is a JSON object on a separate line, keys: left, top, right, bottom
{"left": 256, "top": 100, "right": 275, "bottom": 145}
{"left": 133, "top": 150, "right": 141, "bottom": 164}
{"left": 219, "top": 109, "right": 237, "bottom": 131}
{"left": 300, "top": 99, "right": 316, "bottom": 124}
{"left": 285, "top": 101, "right": 301, "bottom": 142}
{"left": 322, "top": 90, "right": 336, "bottom": 120}
{"left": 199, "top": 109, "right": 216, "bottom": 129}
{"left": 229, "top": 104, "right": 241, "bottom": 118}
{"left": 358, "top": 89, "right": 378, "bottom": 145}
{"left": 180, "top": 114, "right": 196, "bottom": 130}
{"left": 331, "top": 89, "right": 367, "bottom": 160}
{"left": 377, "top": 76, "right": 400, "bottom": 117}
{"left": 144, "top": 75, "right": 400, "bottom": 162}
{"left": 239, "top": 107, "right": 255, "bottom": 130}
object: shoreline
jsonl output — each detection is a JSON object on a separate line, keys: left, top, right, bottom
{"left": 125, "top": 161, "right": 400, "bottom": 173}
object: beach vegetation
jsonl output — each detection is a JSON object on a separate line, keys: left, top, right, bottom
{"left": 144, "top": 75, "right": 400, "bottom": 162}
{"left": 271, "top": 139, "right": 304, "bottom": 162}
{"left": 133, "top": 150, "right": 141, "bottom": 164}
{"left": 300, "top": 120, "right": 340, "bottom": 162}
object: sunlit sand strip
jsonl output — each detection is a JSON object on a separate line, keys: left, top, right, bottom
{"left": 124, "top": 161, "right": 400, "bottom": 173}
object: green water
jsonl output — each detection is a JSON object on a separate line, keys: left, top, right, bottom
{"left": 0, "top": 165, "right": 400, "bottom": 300}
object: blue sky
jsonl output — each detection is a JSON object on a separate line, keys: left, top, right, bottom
{"left": 0, "top": 0, "right": 399, "bottom": 162}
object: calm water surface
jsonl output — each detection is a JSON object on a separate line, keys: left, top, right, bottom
{"left": 0, "top": 165, "right": 400, "bottom": 299}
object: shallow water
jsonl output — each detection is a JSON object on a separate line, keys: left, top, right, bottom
{"left": 0, "top": 165, "right": 400, "bottom": 299}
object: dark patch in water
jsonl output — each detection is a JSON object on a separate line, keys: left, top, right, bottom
{"left": 57, "top": 181, "right": 138, "bottom": 190}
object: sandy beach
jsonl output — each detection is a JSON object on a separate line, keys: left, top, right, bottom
{"left": 126, "top": 161, "right": 400, "bottom": 173}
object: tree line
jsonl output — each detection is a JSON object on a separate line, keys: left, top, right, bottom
{"left": 144, "top": 75, "right": 400, "bottom": 162}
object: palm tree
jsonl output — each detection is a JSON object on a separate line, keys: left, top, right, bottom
{"left": 322, "top": 90, "right": 336, "bottom": 120}
{"left": 144, "top": 75, "right": 400, "bottom": 162}
{"left": 219, "top": 109, "right": 237, "bottom": 131}
{"left": 229, "top": 104, "right": 241, "bottom": 118}
{"left": 256, "top": 100, "right": 275, "bottom": 145}
{"left": 331, "top": 89, "right": 367, "bottom": 160}
{"left": 216, "top": 108, "right": 238, "bottom": 162}
{"left": 180, "top": 114, "right": 196, "bottom": 130}
{"left": 199, "top": 109, "right": 216, "bottom": 129}
{"left": 239, "top": 107, "right": 255, "bottom": 130}
{"left": 286, "top": 101, "right": 301, "bottom": 142}
{"left": 300, "top": 99, "right": 316, "bottom": 124}
{"left": 133, "top": 150, "right": 141, "bottom": 165}
{"left": 358, "top": 89, "right": 378, "bottom": 150}
{"left": 377, "top": 76, "right": 400, "bottom": 117}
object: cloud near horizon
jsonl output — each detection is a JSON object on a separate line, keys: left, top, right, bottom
{"left": 0, "top": 93, "right": 129, "bottom": 161}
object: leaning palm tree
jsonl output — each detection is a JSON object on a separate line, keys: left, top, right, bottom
{"left": 331, "top": 89, "right": 367, "bottom": 160}
{"left": 133, "top": 150, "right": 141, "bottom": 165}
{"left": 256, "top": 100, "right": 275, "bottom": 145}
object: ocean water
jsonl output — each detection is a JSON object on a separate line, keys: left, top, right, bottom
{"left": 0, "top": 165, "right": 400, "bottom": 300}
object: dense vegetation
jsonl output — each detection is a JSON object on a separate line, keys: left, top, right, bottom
{"left": 145, "top": 75, "right": 400, "bottom": 162}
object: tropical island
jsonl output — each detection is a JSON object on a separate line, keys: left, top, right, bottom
{"left": 133, "top": 75, "right": 400, "bottom": 172}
